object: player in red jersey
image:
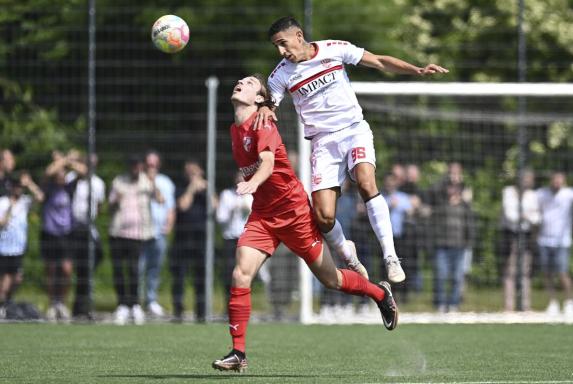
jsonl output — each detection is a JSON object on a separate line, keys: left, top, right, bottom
{"left": 212, "top": 74, "right": 398, "bottom": 373}
{"left": 256, "top": 17, "right": 448, "bottom": 285}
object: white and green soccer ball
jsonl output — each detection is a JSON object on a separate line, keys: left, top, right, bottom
{"left": 151, "top": 15, "right": 189, "bottom": 53}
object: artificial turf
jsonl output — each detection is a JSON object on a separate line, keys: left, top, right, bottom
{"left": 1, "top": 323, "right": 572, "bottom": 383}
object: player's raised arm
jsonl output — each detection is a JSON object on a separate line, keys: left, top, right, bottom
{"left": 359, "top": 50, "right": 449, "bottom": 76}
{"left": 236, "top": 151, "right": 274, "bottom": 195}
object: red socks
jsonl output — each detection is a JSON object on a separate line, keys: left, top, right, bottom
{"left": 228, "top": 287, "right": 251, "bottom": 353}
{"left": 339, "top": 269, "right": 385, "bottom": 302}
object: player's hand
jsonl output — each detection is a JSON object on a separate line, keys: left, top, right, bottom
{"left": 253, "top": 106, "right": 277, "bottom": 131}
{"left": 419, "top": 64, "right": 449, "bottom": 76}
{"left": 236, "top": 181, "right": 258, "bottom": 195}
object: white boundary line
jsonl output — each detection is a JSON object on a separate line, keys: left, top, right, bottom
{"left": 310, "top": 310, "right": 573, "bottom": 325}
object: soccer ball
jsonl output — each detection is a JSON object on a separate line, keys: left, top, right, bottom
{"left": 151, "top": 15, "right": 189, "bottom": 53}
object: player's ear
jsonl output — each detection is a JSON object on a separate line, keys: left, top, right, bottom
{"left": 296, "top": 28, "right": 304, "bottom": 42}
{"left": 255, "top": 94, "right": 265, "bottom": 105}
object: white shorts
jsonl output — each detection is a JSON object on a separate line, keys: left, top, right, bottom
{"left": 310, "top": 120, "right": 376, "bottom": 192}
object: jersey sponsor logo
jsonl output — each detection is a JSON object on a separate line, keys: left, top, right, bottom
{"left": 243, "top": 136, "right": 253, "bottom": 152}
{"left": 289, "top": 65, "right": 343, "bottom": 97}
{"left": 289, "top": 73, "right": 303, "bottom": 82}
{"left": 351, "top": 147, "right": 366, "bottom": 163}
{"left": 240, "top": 159, "right": 262, "bottom": 178}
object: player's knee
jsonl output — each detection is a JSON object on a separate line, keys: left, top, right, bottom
{"left": 357, "top": 179, "right": 378, "bottom": 199}
{"left": 232, "top": 267, "right": 252, "bottom": 288}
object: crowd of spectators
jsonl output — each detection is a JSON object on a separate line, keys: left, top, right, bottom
{"left": 0, "top": 147, "right": 572, "bottom": 322}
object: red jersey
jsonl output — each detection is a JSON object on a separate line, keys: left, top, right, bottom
{"left": 230, "top": 112, "right": 308, "bottom": 217}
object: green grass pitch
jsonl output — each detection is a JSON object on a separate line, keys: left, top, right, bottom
{"left": 1, "top": 323, "right": 572, "bottom": 383}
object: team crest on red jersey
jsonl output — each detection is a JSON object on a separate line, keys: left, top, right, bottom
{"left": 243, "top": 136, "right": 253, "bottom": 152}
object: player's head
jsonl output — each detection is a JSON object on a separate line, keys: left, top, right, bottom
{"left": 268, "top": 16, "right": 306, "bottom": 62}
{"left": 231, "top": 74, "right": 274, "bottom": 109}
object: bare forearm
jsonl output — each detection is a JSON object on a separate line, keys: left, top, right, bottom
{"left": 377, "top": 55, "right": 422, "bottom": 74}
{"left": 28, "top": 182, "right": 44, "bottom": 202}
{"left": 249, "top": 159, "right": 273, "bottom": 187}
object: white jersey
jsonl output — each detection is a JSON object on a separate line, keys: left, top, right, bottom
{"left": 268, "top": 40, "right": 365, "bottom": 138}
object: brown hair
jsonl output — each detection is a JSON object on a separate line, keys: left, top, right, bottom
{"left": 251, "top": 73, "right": 276, "bottom": 109}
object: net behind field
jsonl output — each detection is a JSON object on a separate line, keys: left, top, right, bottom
{"left": 2, "top": 2, "right": 573, "bottom": 324}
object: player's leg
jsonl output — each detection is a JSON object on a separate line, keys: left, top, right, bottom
{"left": 280, "top": 204, "right": 397, "bottom": 329}
{"left": 310, "top": 136, "right": 368, "bottom": 279}
{"left": 213, "top": 245, "right": 268, "bottom": 372}
{"left": 307, "top": 244, "right": 398, "bottom": 330}
{"left": 348, "top": 122, "right": 405, "bottom": 283}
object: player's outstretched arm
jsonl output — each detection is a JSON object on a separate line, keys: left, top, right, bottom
{"left": 254, "top": 106, "right": 277, "bottom": 131}
{"left": 236, "top": 151, "right": 274, "bottom": 195}
{"left": 359, "top": 51, "right": 449, "bottom": 76}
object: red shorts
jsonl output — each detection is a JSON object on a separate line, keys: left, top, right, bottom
{"left": 237, "top": 201, "right": 323, "bottom": 265}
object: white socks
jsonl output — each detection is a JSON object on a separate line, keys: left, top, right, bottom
{"left": 322, "top": 219, "right": 353, "bottom": 263}
{"left": 365, "top": 194, "right": 396, "bottom": 259}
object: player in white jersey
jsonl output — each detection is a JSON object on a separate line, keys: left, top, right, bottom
{"left": 256, "top": 16, "right": 448, "bottom": 284}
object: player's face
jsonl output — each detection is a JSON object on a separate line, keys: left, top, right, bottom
{"left": 270, "top": 27, "right": 305, "bottom": 63}
{"left": 231, "top": 76, "right": 264, "bottom": 106}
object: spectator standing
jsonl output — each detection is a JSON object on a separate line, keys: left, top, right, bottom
{"left": 108, "top": 155, "right": 163, "bottom": 325}
{"left": 0, "top": 174, "right": 43, "bottom": 318}
{"left": 0, "top": 149, "right": 17, "bottom": 196}
{"left": 216, "top": 171, "right": 253, "bottom": 309}
{"left": 537, "top": 172, "right": 573, "bottom": 316}
{"left": 140, "top": 150, "right": 175, "bottom": 317}
{"left": 42, "top": 151, "right": 83, "bottom": 321}
{"left": 66, "top": 153, "right": 105, "bottom": 320}
{"left": 500, "top": 169, "right": 540, "bottom": 312}
{"left": 170, "top": 159, "right": 213, "bottom": 322}
{"left": 381, "top": 173, "right": 412, "bottom": 301}
{"left": 401, "top": 164, "right": 431, "bottom": 293}
{"left": 432, "top": 183, "right": 475, "bottom": 313}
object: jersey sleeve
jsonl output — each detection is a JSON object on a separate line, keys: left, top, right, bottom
{"left": 267, "top": 71, "right": 286, "bottom": 107}
{"left": 329, "top": 40, "right": 365, "bottom": 65}
{"left": 256, "top": 122, "right": 281, "bottom": 154}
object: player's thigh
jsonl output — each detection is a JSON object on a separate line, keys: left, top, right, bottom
{"left": 308, "top": 245, "right": 339, "bottom": 290}
{"left": 311, "top": 187, "right": 339, "bottom": 221}
{"left": 234, "top": 246, "right": 269, "bottom": 283}
{"left": 276, "top": 205, "right": 323, "bottom": 266}
{"left": 311, "top": 133, "right": 347, "bottom": 192}
{"left": 347, "top": 121, "right": 377, "bottom": 182}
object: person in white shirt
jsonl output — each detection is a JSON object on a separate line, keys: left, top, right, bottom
{"left": 216, "top": 171, "right": 253, "bottom": 306}
{"left": 0, "top": 173, "right": 44, "bottom": 317}
{"left": 257, "top": 16, "right": 448, "bottom": 284}
{"left": 500, "top": 169, "right": 540, "bottom": 312}
{"left": 536, "top": 172, "right": 573, "bottom": 316}
{"left": 140, "top": 150, "right": 175, "bottom": 317}
{"left": 65, "top": 153, "right": 105, "bottom": 320}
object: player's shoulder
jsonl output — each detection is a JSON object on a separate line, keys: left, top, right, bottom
{"left": 269, "top": 59, "right": 289, "bottom": 80}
